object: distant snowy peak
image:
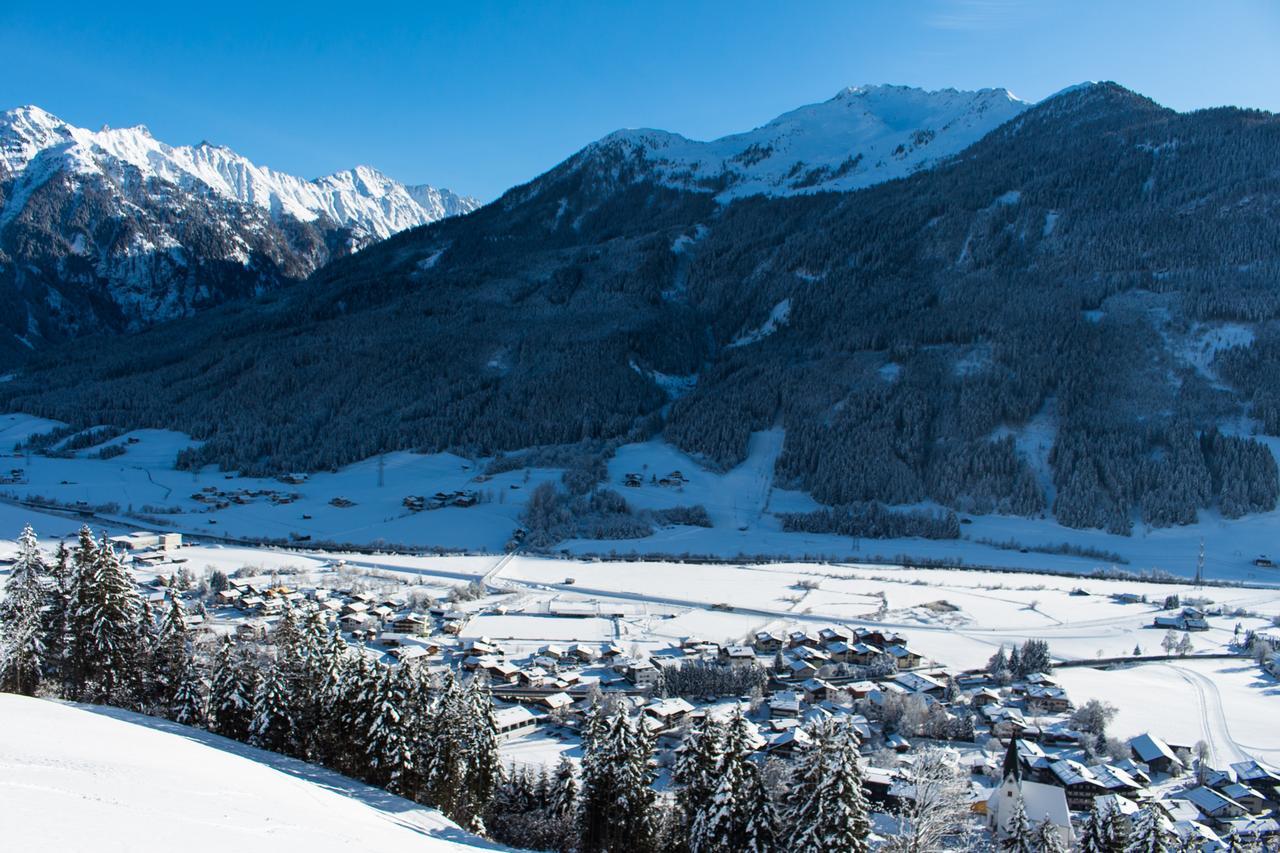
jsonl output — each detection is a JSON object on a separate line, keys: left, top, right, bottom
{"left": 0, "top": 105, "right": 478, "bottom": 239}
{"left": 582, "top": 84, "right": 1031, "bottom": 200}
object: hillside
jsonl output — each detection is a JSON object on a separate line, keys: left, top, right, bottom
{"left": 0, "top": 106, "right": 477, "bottom": 362}
{"left": 0, "top": 693, "right": 504, "bottom": 852}
{"left": 6, "top": 82, "right": 1280, "bottom": 540}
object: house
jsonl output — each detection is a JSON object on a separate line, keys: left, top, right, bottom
{"left": 644, "top": 698, "right": 695, "bottom": 726}
{"left": 1218, "top": 782, "right": 1272, "bottom": 815}
{"left": 1025, "top": 684, "right": 1072, "bottom": 713}
{"left": 568, "top": 643, "right": 597, "bottom": 663}
{"left": 800, "top": 678, "right": 840, "bottom": 704}
{"left": 894, "top": 671, "right": 946, "bottom": 695}
{"left": 788, "top": 630, "right": 821, "bottom": 649}
{"left": 1047, "top": 760, "right": 1109, "bottom": 810}
{"left": 753, "top": 631, "right": 784, "bottom": 653}
{"left": 769, "top": 691, "right": 801, "bottom": 718}
{"left": 765, "top": 727, "right": 813, "bottom": 756}
{"left": 1090, "top": 764, "right": 1145, "bottom": 798}
{"left": 538, "top": 692, "right": 575, "bottom": 713}
{"left": 1131, "top": 733, "right": 1185, "bottom": 776}
{"left": 887, "top": 645, "right": 923, "bottom": 669}
{"left": 786, "top": 659, "right": 819, "bottom": 680}
{"left": 1179, "top": 786, "right": 1248, "bottom": 824}
{"left": 988, "top": 739, "right": 1074, "bottom": 849}
{"left": 494, "top": 706, "right": 538, "bottom": 739}
{"left": 720, "top": 645, "right": 756, "bottom": 667}
{"left": 626, "top": 660, "right": 660, "bottom": 688}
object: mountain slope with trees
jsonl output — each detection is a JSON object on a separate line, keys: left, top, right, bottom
{"left": 6, "top": 82, "right": 1280, "bottom": 536}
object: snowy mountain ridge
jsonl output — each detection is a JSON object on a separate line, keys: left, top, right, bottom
{"left": 578, "top": 84, "right": 1031, "bottom": 200}
{"left": 0, "top": 105, "right": 479, "bottom": 239}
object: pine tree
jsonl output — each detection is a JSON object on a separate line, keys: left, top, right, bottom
{"left": 152, "top": 595, "right": 191, "bottom": 710}
{"left": 691, "top": 710, "right": 779, "bottom": 853}
{"left": 579, "top": 708, "right": 659, "bottom": 853}
{"left": 424, "top": 671, "right": 470, "bottom": 820}
{"left": 548, "top": 754, "right": 577, "bottom": 821}
{"left": 1036, "top": 818, "right": 1068, "bottom": 853}
{"left": 461, "top": 675, "right": 502, "bottom": 831}
{"left": 42, "top": 540, "right": 73, "bottom": 690}
{"left": 1080, "top": 799, "right": 1110, "bottom": 853}
{"left": 784, "top": 718, "right": 870, "bottom": 853}
{"left": 363, "top": 663, "right": 413, "bottom": 792}
{"left": 1126, "top": 805, "right": 1171, "bottom": 853}
{"left": 249, "top": 658, "right": 294, "bottom": 752}
{"left": 168, "top": 643, "right": 206, "bottom": 727}
{"left": 208, "top": 636, "right": 253, "bottom": 741}
{"left": 674, "top": 713, "right": 725, "bottom": 846}
{"left": 69, "top": 536, "right": 143, "bottom": 705}
{"left": 0, "top": 524, "right": 48, "bottom": 695}
{"left": 1001, "top": 794, "right": 1035, "bottom": 852}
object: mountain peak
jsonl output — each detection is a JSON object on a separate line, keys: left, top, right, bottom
{"left": 1, "top": 104, "right": 476, "bottom": 239}
{"left": 571, "top": 83, "right": 1030, "bottom": 201}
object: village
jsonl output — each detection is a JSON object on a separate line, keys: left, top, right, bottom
{"left": 86, "top": 528, "right": 1280, "bottom": 850}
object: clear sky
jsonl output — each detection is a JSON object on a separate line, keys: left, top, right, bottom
{"left": 3, "top": 1, "right": 1277, "bottom": 200}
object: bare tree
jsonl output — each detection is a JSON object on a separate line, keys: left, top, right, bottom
{"left": 880, "top": 748, "right": 973, "bottom": 853}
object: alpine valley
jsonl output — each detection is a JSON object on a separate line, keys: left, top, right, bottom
{"left": 5, "top": 82, "right": 1280, "bottom": 552}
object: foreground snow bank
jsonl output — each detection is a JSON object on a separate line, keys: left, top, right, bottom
{"left": 0, "top": 694, "right": 504, "bottom": 852}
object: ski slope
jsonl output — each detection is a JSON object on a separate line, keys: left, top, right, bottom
{"left": 0, "top": 694, "right": 504, "bottom": 852}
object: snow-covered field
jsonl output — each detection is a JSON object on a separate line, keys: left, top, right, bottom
{"left": 0, "top": 694, "right": 501, "bottom": 852}
{"left": 1057, "top": 658, "right": 1280, "bottom": 769}
{"left": 7, "top": 411, "right": 1280, "bottom": 584}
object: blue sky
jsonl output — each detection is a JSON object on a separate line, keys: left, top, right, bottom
{"left": 3, "top": 1, "right": 1277, "bottom": 200}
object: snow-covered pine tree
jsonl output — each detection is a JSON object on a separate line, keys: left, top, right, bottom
{"left": 461, "top": 674, "right": 502, "bottom": 832}
{"left": 168, "top": 642, "right": 206, "bottom": 727}
{"left": 784, "top": 718, "right": 871, "bottom": 853}
{"left": 548, "top": 753, "right": 577, "bottom": 821}
{"left": 690, "top": 710, "right": 779, "bottom": 853}
{"left": 423, "top": 671, "right": 470, "bottom": 821}
{"left": 1001, "top": 794, "right": 1035, "bottom": 852}
{"left": 579, "top": 708, "right": 659, "bottom": 852}
{"left": 1035, "top": 817, "right": 1068, "bottom": 853}
{"left": 364, "top": 663, "right": 413, "bottom": 793}
{"left": 70, "top": 536, "right": 143, "bottom": 705}
{"left": 249, "top": 658, "right": 294, "bottom": 753}
{"left": 41, "top": 540, "right": 73, "bottom": 689}
{"left": 1126, "top": 804, "right": 1172, "bottom": 853}
{"left": 208, "top": 636, "right": 253, "bottom": 741}
{"left": 673, "top": 711, "right": 724, "bottom": 845}
{"left": 1079, "top": 800, "right": 1107, "bottom": 853}
{"left": 782, "top": 718, "right": 828, "bottom": 851}
{"left": 151, "top": 594, "right": 190, "bottom": 710}
{"left": 0, "top": 524, "right": 48, "bottom": 695}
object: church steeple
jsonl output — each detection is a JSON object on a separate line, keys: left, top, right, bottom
{"left": 1002, "top": 735, "right": 1022, "bottom": 782}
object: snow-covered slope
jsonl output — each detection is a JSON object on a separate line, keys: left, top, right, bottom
{"left": 0, "top": 105, "right": 479, "bottom": 239}
{"left": 0, "top": 694, "right": 502, "bottom": 853}
{"left": 580, "top": 85, "right": 1029, "bottom": 200}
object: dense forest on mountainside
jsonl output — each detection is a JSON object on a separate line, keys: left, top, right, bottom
{"left": 6, "top": 83, "right": 1280, "bottom": 535}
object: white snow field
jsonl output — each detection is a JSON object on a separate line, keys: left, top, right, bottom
{"left": 5, "top": 410, "right": 1280, "bottom": 583}
{"left": 0, "top": 694, "right": 503, "bottom": 852}
{"left": 1056, "top": 658, "right": 1280, "bottom": 769}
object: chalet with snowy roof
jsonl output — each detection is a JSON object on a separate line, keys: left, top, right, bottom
{"left": 886, "top": 645, "right": 923, "bottom": 669}
{"left": 643, "top": 697, "right": 694, "bottom": 725}
{"left": 1089, "top": 763, "right": 1144, "bottom": 797}
{"left": 800, "top": 678, "right": 840, "bottom": 704}
{"left": 752, "top": 630, "right": 784, "bottom": 653}
{"left": 568, "top": 643, "right": 597, "bottom": 662}
{"left": 720, "top": 645, "right": 756, "bottom": 667}
{"left": 1046, "top": 759, "right": 1108, "bottom": 809}
{"left": 1179, "top": 786, "right": 1249, "bottom": 826}
{"left": 1131, "top": 733, "right": 1184, "bottom": 776}
{"left": 894, "top": 671, "right": 946, "bottom": 695}
{"left": 1025, "top": 684, "right": 1071, "bottom": 713}
{"left": 788, "top": 630, "right": 821, "bottom": 649}
{"left": 769, "top": 691, "right": 801, "bottom": 718}
{"left": 538, "top": 692, "right": 575, "bottom": 712}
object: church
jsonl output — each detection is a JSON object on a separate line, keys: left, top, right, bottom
{"left": 987, "top": 737, "right": 1075, "bottom": 847}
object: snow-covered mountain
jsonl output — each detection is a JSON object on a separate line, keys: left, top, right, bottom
{"left": 574, "top": 84, "right": 1030, "bottom": 200}
{"left": 0, "top": 105, "right": 478, "bottom": 239}
{"left": 0, "top": 105, "right": 477, "bottom": 360}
